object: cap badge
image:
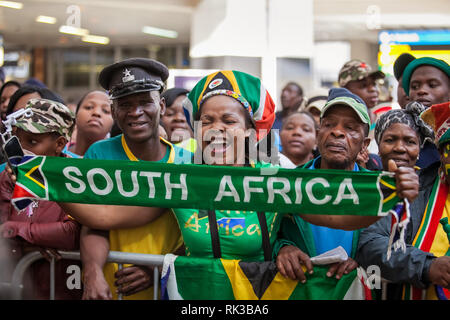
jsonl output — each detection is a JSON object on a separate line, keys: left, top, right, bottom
{"left": 208, "top": 78, "right": 223, "bottom": 89}
{"left": 122, "top": 68, "right": 135, "bottom": 83}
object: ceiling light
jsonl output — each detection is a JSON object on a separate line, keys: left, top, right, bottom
{"left": 142, "top": 26, "right": 178, "bottom": 39}
{"left": 36, "top": 15, "right": 57, "bottom": 24}
{"left": 82, "top": 34, "right": 110, "bottom": 45}
{"left": 0, "top": 1, "right": 22, "bottom": 9}
{"left": 59, "top": 25, "right": 89, "bottom": 36}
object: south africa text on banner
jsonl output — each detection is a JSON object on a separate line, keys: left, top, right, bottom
{"left": 12, "top": 156, "right": 399, "bottom": 216}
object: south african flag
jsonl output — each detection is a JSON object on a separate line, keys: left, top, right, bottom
{"left": 161, "top": 254, "right": 372, "bottom": 300}
{"left": 11, "top": 156, "right": 48, "bottom": 211}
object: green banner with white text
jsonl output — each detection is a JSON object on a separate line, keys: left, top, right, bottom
{"left": 12, "top": 156, "right": 399, "bottom": 216}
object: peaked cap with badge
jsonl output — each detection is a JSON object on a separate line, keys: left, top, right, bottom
{"left": 338, "top": 59, "right": 385, "bottom": 87}
{"left": 98, "top": 58, "right": 169, "bottom": 100}
{"left": 182, "top": 70, "right": 276, "bottom": 141}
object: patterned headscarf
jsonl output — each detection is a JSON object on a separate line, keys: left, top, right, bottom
{"left": 420, "top": 101, "right": 450, "bottom": 147}
{"left": 375, "top": 101, "right": 434, "bottom": 147}
{"left": 182, "top": 70, "right": 275, "bottom": 141}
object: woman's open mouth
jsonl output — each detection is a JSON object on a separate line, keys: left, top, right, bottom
{"left": 208, "top": 140, "right": 230, "bottom": 154}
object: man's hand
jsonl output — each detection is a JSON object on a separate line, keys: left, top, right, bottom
{"left": 82, "top": 266, "right": 113, "bottom": 300}
{"left": 357, "top": 149, "right": 369, "bottom": 168}
{"left": 389, "top": 159, "right": 419, "bottom": 203}
{"left": 428, "top": 256, "right": 450, "bottom": 289}
{"left": 326, "top": 257, "right": 358, "bottom": 280}
{"left": 114, "top": 265, "right": 153, "bottom": 296}
{"left": 276, "top": 245, "right": 313, "bottom": 283}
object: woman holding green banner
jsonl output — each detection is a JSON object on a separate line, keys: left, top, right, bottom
{"left": 8, "top": 70, "right": 420, "bottom": 300}
{"left": 357, "top": 101, "right": 450, "bottom": 300}
{"left": 53, "top": 71, "right": 416, "bottom": 259}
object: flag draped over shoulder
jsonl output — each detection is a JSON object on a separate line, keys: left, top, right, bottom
{"left": 403, "top": 177, "right": 450, "bottom": 300}
{"left": 160, "top": 254, "right": 371, "bottom": 300}
{"left": 12, "top": 156, "right": 401, "bottom": 217}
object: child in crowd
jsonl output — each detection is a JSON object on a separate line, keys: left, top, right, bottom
{"left": 0, "top": 98, "right": 81, "bottom": 299}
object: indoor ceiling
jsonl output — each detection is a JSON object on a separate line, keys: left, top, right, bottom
{"left": 0, "top": 0, "right": 448, "bottom": 49}
{"left": 0, "top": 0, "right": 199, "bottom": 48}
{"left": 314, "top": 0, "right": 450, "bottom": 42}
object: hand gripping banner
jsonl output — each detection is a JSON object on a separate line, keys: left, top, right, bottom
{"left": 12, "top": 156, "right": 401, "bottom": 217}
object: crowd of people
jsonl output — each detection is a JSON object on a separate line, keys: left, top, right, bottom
{"left": 0, "top": 51, "right": 448, "bottom": 301}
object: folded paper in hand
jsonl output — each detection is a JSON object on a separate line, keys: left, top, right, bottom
{"left": 310, "top": 246, "right": 348, "bottom": 265}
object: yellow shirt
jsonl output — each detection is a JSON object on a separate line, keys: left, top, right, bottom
{"left": 97, "top": 136, "right": 184, "bottom": 300}
{"left": 424, "top": 192, "right": 450, "bottom": 299}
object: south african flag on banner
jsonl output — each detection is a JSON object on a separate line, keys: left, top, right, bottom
{"left": 11, "top": 156, "right": 48, "bottom": 211}
{"left": 161, "top": 254, "right": 372, "bottom": 300}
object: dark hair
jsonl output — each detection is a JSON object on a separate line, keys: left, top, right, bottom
{"left": 161, "top": 87, "right": 189, "bottom": 108}
{"left": 284, "top": 82, "right": 303, "bottom": 96}
{"left": 6, "top": 85, "right": 65, "bottom": 116}
{"left": 24, "top": 78, "right": 47, "bottom": 88}
{"left": 0, "top": 80, "right": 21, "bottom": 99}
{"left": 75, "top": 90, "right": 109, "bottom": 114}
{"left": 282, "top": 110, "right": 318, "bottom": 132}
{"left": 281, "top": 111, "right": 319, "bottom": 159}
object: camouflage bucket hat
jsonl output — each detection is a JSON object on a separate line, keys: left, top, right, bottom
{"left": 14, "top": 98, "right": 75, "bottom": 141}
{"left": 338, "top": 59, "right": 385, "bottom": 87}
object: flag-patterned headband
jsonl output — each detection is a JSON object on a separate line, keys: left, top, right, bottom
{"left": 182, "top": 70, "right": 275, "bottom": 141}
{"left": 420, "top": 102, "right": 450, "bottom": 147}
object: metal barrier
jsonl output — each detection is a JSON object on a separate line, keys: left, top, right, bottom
{"left": 9, "top": 250, "right": 165, "bottom": 300}
{"left": 8, "top": 250, "right": 393, "bottom": 300}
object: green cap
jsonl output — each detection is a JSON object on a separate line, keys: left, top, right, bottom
{"left": 402, "top": 57, "right": 450, "bottom": 96}
{"left": 321, "top": 88, "right": 371, "bottom": 127}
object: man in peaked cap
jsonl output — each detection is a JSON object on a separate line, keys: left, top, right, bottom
{"left": 71, "top": 58, "right": 191, "bottom": 300}
{"left": 98, "top": 58, "right": 168, "bottom": 99}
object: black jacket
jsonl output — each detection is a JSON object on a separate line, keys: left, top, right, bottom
{"left": 356, "top": 161, "right": 440, "bottom": 299}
